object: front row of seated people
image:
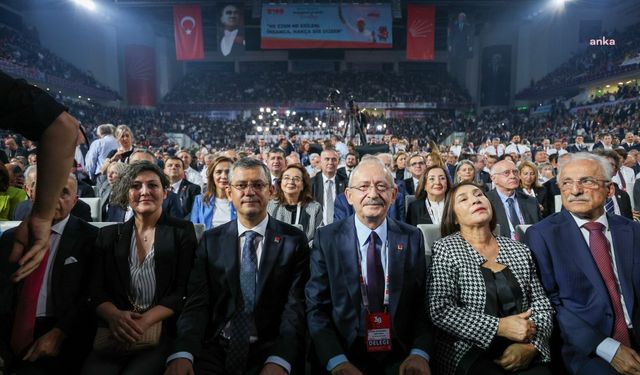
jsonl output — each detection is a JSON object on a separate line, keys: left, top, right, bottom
{"left": 0, "top": 152, "right": 639, "bottom": 375}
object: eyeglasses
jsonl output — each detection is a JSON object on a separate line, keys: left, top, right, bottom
{"left": 230, "top": 182, "right": 269, "bottom": 192}
{"left": 282, "top": 176, "right": 302, "bottom": 183}
{"left": 559, "top": 177, "right": 610, "bottom": 190}
{"left": 493, "top": 169, "right": 520, "bottom": 178}
{"left": 349, "top": 183, "right": 391, "bottom": 193}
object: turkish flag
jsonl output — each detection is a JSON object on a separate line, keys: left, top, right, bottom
{"left": 174, "top": 5, "right": 204, "bottom": 60}
{"left": 406, "top": 5, "right": 435, "bottom": 61}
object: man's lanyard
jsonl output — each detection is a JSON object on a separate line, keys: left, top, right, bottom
{"left": 354, "top": 231, "right": 390, "bottom": 312}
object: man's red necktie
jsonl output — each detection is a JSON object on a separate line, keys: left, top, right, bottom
{"left": 582, "top": 222, "right": 631, "bottom": 347}
{"left": 11, "top": 248, "right": 50, "bottom": 355}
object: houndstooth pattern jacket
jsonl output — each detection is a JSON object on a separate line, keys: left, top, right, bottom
{"left": 427, "top": 232, "right": 554, "bottom": 375}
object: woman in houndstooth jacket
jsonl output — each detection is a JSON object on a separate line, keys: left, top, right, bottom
{"left": 428, "top": 182, "right": 554, "bottom": 375}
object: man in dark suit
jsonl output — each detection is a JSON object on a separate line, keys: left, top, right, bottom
{"left": 487, "top": 160, "right": 539, "bottom": 238}
{"left": 166, "top": 157, "right": 309, "bottom": 375}
{"left": 12, "top": 167, "right": 92, "bottom": 222}
{"left": 403, "top": 154, "right": 426, "bottom": 196}
{"left": 566, "top": 135, "right": 589, "bottom": 153}
{"left": 337, "top": 152, "right": 358, "bottom": 181}
{"left": 0, "top": 173, "right": 98, "bottom": 374}
{"left": 474, "top": 157, "right": 491, "bottom": 190}
{"left": 311, "top": 148, "right": 347, "bottom": 226}
{"left": 164, "top": 156, "right": 201, "bottom": 219}
{"left": 307, "top": 157, "right": 432, "bottom": 374}
{"left": 525, "top": 153, "right": 640, "bottom": 374}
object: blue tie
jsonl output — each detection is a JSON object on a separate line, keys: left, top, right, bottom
{"left": 507, "top": 198, "right": 521, "bottom": 228}
{"left": 227, "top": 230, "right": 259, "bottom": 374}
{"left": 605, "top": 198, "right": 615, "bottom": 215}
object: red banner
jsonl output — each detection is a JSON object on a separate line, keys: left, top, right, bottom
{"left": 406, "top": 5, "right": 435, "bottom": 61}
{"left": 174, "top": 5, "right": 204, "bottom": 60}
{"left": 125, "top": 45, "right": 155, "bottom": 106}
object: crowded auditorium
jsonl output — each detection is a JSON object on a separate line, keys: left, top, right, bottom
{"left": 0, "top": 0, "right": 639, "bottom": 374}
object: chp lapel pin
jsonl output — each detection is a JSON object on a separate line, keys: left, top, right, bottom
{"left": 396, "top": 243, "right": 404, "bottom": 253}
{"left": 274, "top": 236, "right": 281, "bottom": 244}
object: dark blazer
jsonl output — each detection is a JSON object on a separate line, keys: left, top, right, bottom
{"left": 475, "top": 170, "right": 491, "bottom": 186}
{"left": 311, "top": 173, "right": 347, "bottom": 208}
{"left": 306, "top": 216, "right": 432, "bottom": 368}
{"left": 542, "top": 177, "right": 561, "bottom": 217}
{"left": 89, "top": 214, "right": 197, "bottom": 336}
{"left": 174, "top": 217, "right": 310, "bottom": 369}
{"left": 175, "top": 179, "right": 201, "bottom": 219}
{"left": 12, "top": 199, "right": 92, "bottom": 222}
{"left": 487, "top": 189, "right": 540, "bottom": 237}
{"left": 404, "top": 177, "right": 417, "bottom": 196}
{"left": 105, "top": 192, "right": 184, "bottom": 222}
{"left": 0, "top": 216, "right": 98, "bottom": 371}
{"left": 333, "top": 192, "right": 405, "bottom": 223}
{"left": 405, "top": 198, "right": 434, "bottom": 226}
{"left": 613, "top": 183, "right": 633, "bottom": 219}
{"left": 634, "top": 180, "right": 640, "bottom": 211}
{"left": 77, "top": 179, "right": 96, "bottom": 198}
{"left": 525, "top": 211, "right": 640, "bottom": 374}
{"left": 336, "top": 166, "right": 354, "bottom": 180}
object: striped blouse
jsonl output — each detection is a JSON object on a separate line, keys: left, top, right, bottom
{"left": 128, "top": 235, "right": 156, "bottom": 311}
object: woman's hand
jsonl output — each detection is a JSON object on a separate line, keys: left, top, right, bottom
{"left": 494, "top": 343, "right": 538, "bottom": 371}
{"left": 106, "top": 309, "right": 143, "bottom": 344}
{"left": 497, "top": 309, "right": 537, "bottom": 342}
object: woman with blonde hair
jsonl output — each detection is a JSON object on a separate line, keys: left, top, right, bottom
{"left": 455, "top": 160, "right": 476, "bottom": 184}
{"left": 99, "top": 125, "right": 135, "bottom": 176}
{"left": 190, "top": 156, "right": 236, "bottom": 229}
{"left": 519, "top": 161, "right": 547, "bottom": 217}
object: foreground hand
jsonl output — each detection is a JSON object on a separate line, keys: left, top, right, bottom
{"left": 260, "top": 363, "right": 288, "bottom": 375}
{"left": 107, "top": 310, "right": 143, "bottom": 344}
{"left": 165, "top": 358, "right": 194, "bottom": 375}
{"left": 331, "top": 362, "right": 364, "bottom": 375}
{"left": 497, "top": 309, "right": 536, "bottom": 342}
{"left": 399, "top": 354, "right": 431, "bottom": 375}
{"left": 611, "top": 345, "right": 640, "bottom": 375}
{"left": 494, "top": 343, "right": 537, "bottom": 372}
{"left": 10, "top": 216, "right": 52, "bottom": 282}
{"left": 23, "top": 328, "right": 65, "bottom": 361}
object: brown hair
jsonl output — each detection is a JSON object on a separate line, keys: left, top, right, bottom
{"left": 440, "top": 181, "right": 497, "bottom": 238}
{"left": 204, "top": 156, "right": 234, "bottom": 204}
{"left": 274, "top": 164, "right": 314, "bottom": 205}
{"left": 415, "top": 165, "right": 451, "bottom": 200}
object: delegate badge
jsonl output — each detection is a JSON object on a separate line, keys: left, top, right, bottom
{"left": 365, "top": 312, "right": 392, "bottom": 352}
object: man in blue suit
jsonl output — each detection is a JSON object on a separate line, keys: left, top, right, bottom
{"left": 306, "top": 156, "right": 432, "bottom": 374}
{"left": 525, "top": 152, "right": 640, "bottom": 374}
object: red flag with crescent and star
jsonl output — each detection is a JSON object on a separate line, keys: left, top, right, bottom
{"left": 174, "top": 5, "right": 204, "bottom": 60}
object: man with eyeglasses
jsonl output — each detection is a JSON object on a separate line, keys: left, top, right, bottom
{"left": 307, "top": 156, "right": 432, "bottom": 374}
{"left": 487, "top": 160, "right": 540, "bottom": 239}
{"left": 311, "top": 148, "right": 347, "bottom": 225}
{"left": 404, "top": 154, "right": 427, "bottom": 195}
{"left": 166, "top": 157, "right": 309, "bottom": 375}
{"left": 525, "top": 153, "right": 640, "bottom": 374}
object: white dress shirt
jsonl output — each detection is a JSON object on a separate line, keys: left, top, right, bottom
{"left": 569, "top": 212, "right": 633, "bottom": 363}
{"left": 36, "top": 215, "right": 70, "bottom": 317}
{"left": 220, "top": 29, "right": 239, "bottom": 56}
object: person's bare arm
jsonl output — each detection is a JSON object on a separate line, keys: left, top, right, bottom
{"left": 10, "top": 111, "right": 79, "bottom": 281}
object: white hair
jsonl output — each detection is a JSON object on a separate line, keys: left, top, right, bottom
{"left": 557, "top": 152, "right": 612, "bottom": 180}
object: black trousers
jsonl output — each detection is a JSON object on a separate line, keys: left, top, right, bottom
{"left": 310, "top": 337, "right": 409, "bottom": 375}
{"left": 195, "top": 338, "right": 289, "bottom": 375}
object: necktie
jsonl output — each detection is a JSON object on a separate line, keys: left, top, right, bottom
{"left": 506, "top": 197, "right": 521, "bottom": 232}
{"left": 11, "top": 248, "right": 50, "bottom": 355}
{"left": 325, "top": 180, "right": 334, "bottom": 225}
{"left": 227, "top": 231, "right": 259, "bottom": 374}
{"left": 582, "top": 222, "right": 631, "bottom": 346}
{"left": 618, "top": 171, "right": 626, "bottom": 190}
{"left": 366, "top": 232, "right": 384, "bottom": 313}
{"left": 605, "top": 198, "right": 615, "bottom": 215}
{"left": 516, "top": 144, "right": 520, "bottom": 154}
